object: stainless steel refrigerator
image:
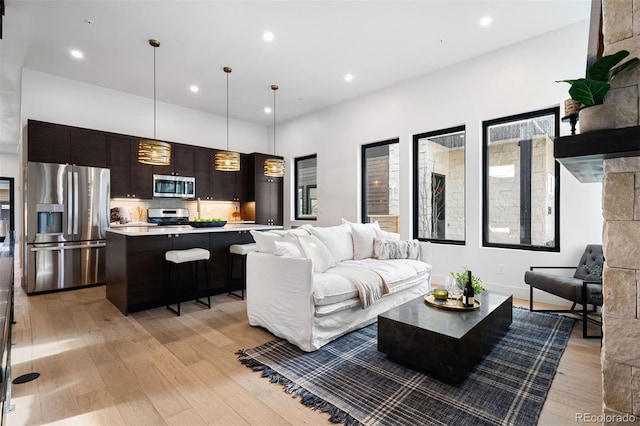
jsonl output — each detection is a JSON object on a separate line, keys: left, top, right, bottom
{"left": 24, "top": 162, "right": 110, "bottom": 293}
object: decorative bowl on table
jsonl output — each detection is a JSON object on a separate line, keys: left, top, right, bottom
{"left": 432, "top": 288, "right": 448, "bottom": 301}
{"left": 189, "top": 219, "right": 227, "bottom": 228}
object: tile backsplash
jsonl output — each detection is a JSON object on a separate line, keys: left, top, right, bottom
{"left": 110, "top": 198, "right": 254, "bottom": 223}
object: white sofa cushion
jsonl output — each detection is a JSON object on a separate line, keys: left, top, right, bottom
{"left": 298, "top": 234, "right": 336, "bottom": 273}
{"left": 274, "top": 240, "right": 303, "bottom": 257}
{"left": 374, "top": 228, "right": 400, "bottom": 241}
{"left": 340, "top": 258, "right": 430, "bottom": 287}
{"left": 250, "top": 230, "right": 304, "bottom": 255}
{"left": 309, "top": 223, "right": 353, "bottom": 262}
{"left": 312, "top": 272, "right": 359, "bottom": 306}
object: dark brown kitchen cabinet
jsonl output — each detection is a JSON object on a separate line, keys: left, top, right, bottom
{"left": 253, "top": 153, "right": 283, "bottom": 225}
{"left": 106, "top": 230, "right": 254, "bottom": 314}
{"left": 107, "top": 135, "right": 153, "bottom": 199}
{"left": 211, "top": 152, "right": 253, "bottom": 201}
{"left": 255, "top": 179, "right": 283, "bottom": 225}
{"left": 27, "top": 120, "right": 70, "bottom": 164}
{"left": 69, "top": 128, "right": 107, "bottom": 167}
{"left": 152, "top": 143, "right": 194, "bottom": 177}
{"left": 28, "top": 120, "right": 107, "bottom": 167}
{"left": 194, "top": 146, "right": 214, "bottom": 199}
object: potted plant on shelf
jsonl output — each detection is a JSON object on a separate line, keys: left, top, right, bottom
{"left": 557, "top": 50, "right": 639, "bottom": 133}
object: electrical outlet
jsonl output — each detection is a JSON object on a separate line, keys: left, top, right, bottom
{"left": 498, "top": 264, "right": 504, "bottom": 274}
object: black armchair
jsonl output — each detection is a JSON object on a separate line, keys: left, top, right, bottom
{"left": 524, "top": 244, "right": 603, "bottom": 338}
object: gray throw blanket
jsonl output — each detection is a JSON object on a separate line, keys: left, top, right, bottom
{"left": 324, "top": 265, "right": 385, "bottom": 309}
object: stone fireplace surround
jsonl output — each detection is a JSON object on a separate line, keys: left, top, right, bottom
{"left": 597, "top": 0, "right": 640, "bottom": 422}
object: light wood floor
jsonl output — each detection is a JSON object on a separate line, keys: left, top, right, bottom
{"left": 8, "top": 284, "right": 602, "bottom": 425}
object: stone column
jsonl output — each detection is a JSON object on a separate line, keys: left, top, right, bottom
{"left": 600, "top": 2, "right": 640, "bottom": 422}
{"left": 601, "top": 157, "right": 640, "bottom": 421}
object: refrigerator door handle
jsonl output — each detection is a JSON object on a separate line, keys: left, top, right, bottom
{"left": 73, "top": 171, "right": 79, "bottom": 235}
{"left": 29, "top": 242, "right": 107, "bottom": 252}
{"left": 67, "top": 171, "right": 73, "bottom": 235}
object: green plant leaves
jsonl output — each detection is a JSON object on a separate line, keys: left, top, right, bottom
{"left": 587, "top": 50, "right": 629, "bottom": 81}
{"left": 557, "top": 50, "right": 638, "bottom": 107}
{"left": 568, "top": 79, "right": 610, "bottom": 107}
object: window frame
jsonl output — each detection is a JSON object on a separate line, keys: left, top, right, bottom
{"left": 294, "top": 154, "right": 318, "bottom": 221}
{"left": 412, "top": 125, "right": 466, "bottom": 245}
{"left": 361, "top": 138, "right": 399, "bottom": 224}
{"left": 482, "top": 107, "right": 561, "bottom": 252}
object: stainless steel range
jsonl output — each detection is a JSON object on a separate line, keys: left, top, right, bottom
{"left": 147, "top": 208, "right": 190, "bottom": 226}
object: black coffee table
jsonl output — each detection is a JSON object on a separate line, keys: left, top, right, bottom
{"left": 378, "top": 291, "right": 512, "bottom": 383}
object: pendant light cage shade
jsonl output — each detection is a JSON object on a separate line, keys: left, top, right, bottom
{"left": 215, "top": 66, "right": 241, "bottom": 172}
{"left": 138, "top": 39, "right": 171, "bottom": 166}
{"left": 215, "top": 150, "right": 241, "bottom": 172}
{"left": 265, "top": 83, "right": 285, "bottom": 177}
{"left": 264, "top": 158, "right": 286, "bottom": 177}
{"left": 138, "top": 139, "right": 171, "bottom": 165}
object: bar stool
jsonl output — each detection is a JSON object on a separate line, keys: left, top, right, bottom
{"left": 227, "top": 243, "right": 258, "bottom": 300}
{"left": 165, "top": 248, "right": 211, "bottom": 316}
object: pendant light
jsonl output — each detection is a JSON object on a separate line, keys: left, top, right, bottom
{"left": 214, "top": 67, "right": 241, "bottom": 172}
{"left": 264, "top": 84, "right": 285, "bottom": 177}
{"left": 138, "top": 39, "right": 171, "bottom": 166}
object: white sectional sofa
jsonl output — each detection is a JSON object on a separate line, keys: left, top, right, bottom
{"left": 246, "top": 222, "right": 432, "bottom": 351}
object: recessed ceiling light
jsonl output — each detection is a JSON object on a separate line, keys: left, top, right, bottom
{"left": 344, "top": 73, "right": 354, "bottom": 82}
{"left": 189, "top": 85, "right": 199, "bottom": 93}
{"left": 263, "top": 31, "right": 274, "bottom": 42}
{"left": 264, "top": 107, "right": 272, "bottom": 113}
{"left": 70, "top": 49, "right": 83, "bottom": 59}
{"left": 480, "top": 16, "right": 492, "bottom": 27}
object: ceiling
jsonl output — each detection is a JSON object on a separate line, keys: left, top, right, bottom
{"left": 0, "top": 1, "right": 591, "bottom": 154}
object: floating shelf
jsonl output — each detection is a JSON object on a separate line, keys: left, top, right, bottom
{"left": 554, "top": 125, "right": 640, "bottom": 183}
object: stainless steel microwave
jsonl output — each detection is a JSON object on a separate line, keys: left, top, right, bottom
{"left": 153, "top": 174, "right": 195, "bottom": 198}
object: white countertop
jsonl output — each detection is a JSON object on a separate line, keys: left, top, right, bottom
{"left": 106, "top": 223, "right": 282, "bottom": 236}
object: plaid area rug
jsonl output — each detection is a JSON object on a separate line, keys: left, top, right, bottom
{"left": 237, "top": 308, "right": 574, "bottom": 426}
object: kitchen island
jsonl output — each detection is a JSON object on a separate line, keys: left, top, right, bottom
{"left": 105, "top": 223, "right": 281, "bottom": 314}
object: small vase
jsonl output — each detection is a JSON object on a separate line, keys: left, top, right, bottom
{"left": 578, "top": 104, "right": 616, "bottom": 133}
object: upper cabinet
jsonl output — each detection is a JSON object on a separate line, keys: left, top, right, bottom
{"left": 28, "top": 120, "right": 106, "bottom": 168}
{"left": 194, "top": 146, "right": 214, "bottom": 199}
{"left": 70, "top": 128, "right": 107, "bottom": 168}
{"left": 211, "top": 152, "right": 253, "bottom": 201}
{"left": 106, "top": 135, "right": 153, "bottom": 199}
{"left": 152, "top": 143, "right": 194, "bottom": 177}
{"left": 195, "top": 149, "right": 253, "bottom": 201}
{"left": 253, "top": 153, "right": 283, "bottom": 225}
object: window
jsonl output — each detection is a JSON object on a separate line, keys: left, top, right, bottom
{"left": 413, "top": 126, "right": 466, "bottom": 244}
{"left": 361, "top": 139, "right": 400, "bottom": 232}
{"left": 482, "top": 107, "right": 560, "bottom": 251}
{"left": 295, "top": 155, "right": 317, "bottom": 220}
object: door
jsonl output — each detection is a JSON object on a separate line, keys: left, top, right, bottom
{"left": 0, "top": 178, "right": 14, "bottom": 242}
{"left": 27, "top": 162, "right": 73, "bottom": 243}
{"left": 28, "top": 241, "right": 106, "bottom": 292}
{"left": 73, "top": 165, "right": 110, "bottom": 241}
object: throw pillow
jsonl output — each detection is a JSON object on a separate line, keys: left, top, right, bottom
{"left": 249, "top": 230, "right": 282, "bottom": 254}
{"left": 273, "top": 240, "right": 303, "bottom": 258}
{"left": 373, "top": 239, "right": 421, "bottom": 260}
{"left": 341, "top": 218, "right": 380, "bottom": 230}
{"left": 349, "top": 223, "right": 377, "bottom": 260}
{"left": 309, "top": 223, "right": 353, "bottom": 262}
{"left": 374, "top": 228, "right": 400, "bottom": 241}
{"left": 297, "top": 234, "right": 336, "bottom": 273}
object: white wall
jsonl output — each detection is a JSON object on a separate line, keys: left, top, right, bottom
{"left": 20, "top": 69, "right": 268, "bottom": 153}
{"left": 277, "top": 21, "right": 603, "bottom": 303}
